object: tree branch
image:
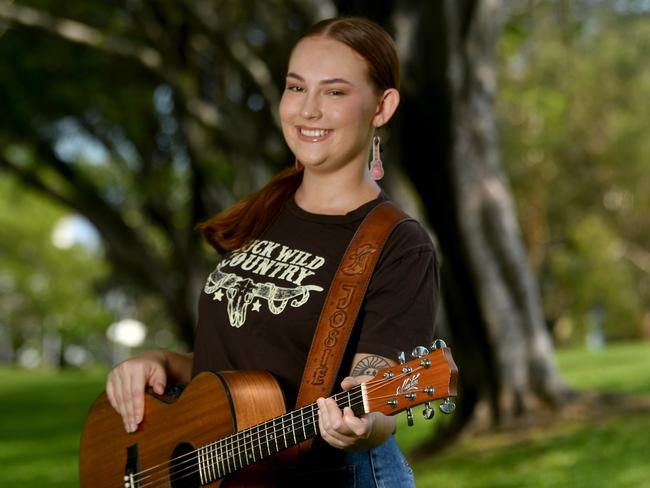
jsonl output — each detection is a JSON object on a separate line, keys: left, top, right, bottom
{"left": 0, "top": 0, "right": 223, "bottom": 130}
{"left": 0, "top": 1, "right": 162, "bottom": 69}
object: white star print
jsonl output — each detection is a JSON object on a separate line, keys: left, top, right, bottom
{"left": 252, "top": 300, "right": 261, "bottom": 312}
{"left": 213, "top": 289, "right": 224, "bottom": 301}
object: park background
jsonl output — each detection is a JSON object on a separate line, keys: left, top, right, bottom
{"left": 1, "top": 0, "right": 649, "bottom": 486}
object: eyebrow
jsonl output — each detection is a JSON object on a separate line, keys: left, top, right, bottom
{"left": 286, "top": 72, "right": 354, "bottom": 86}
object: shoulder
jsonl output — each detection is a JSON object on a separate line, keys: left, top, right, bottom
{"left": 378, "top": 208, "right": 436, "bottom": 267}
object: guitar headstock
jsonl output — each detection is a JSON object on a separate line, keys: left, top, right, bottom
{"left": 364, "top": 341, "right": 458, "bottom": 423}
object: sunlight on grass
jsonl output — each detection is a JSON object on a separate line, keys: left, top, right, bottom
{"left": 0, "top": 367, "right": 107, "bottom": 487}
{"left": 556, "top": 341, "right": 650, "bottom": 395}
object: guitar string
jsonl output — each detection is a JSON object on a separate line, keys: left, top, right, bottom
{"left": 137, "top": 396, "right": 365, "bottom": 488}
{"left": 127, "top": 379, "right": 386, "bottom": 485}
{"left": 133, "top": 371, "right": 425, "bottom": 488}
{"left": 130, "top": 368, "right": 423, "bottom": 488}
{"left": 133, "top": 402, "right": 322, "bottom": 488}
{"left": 131, "top": 364, "right": 433, "bottom": 488}
{"left": 129, "top": 366, "right": 429, "bottom": 487}
{"left": 132, "top": 394, "right": 355, "bottom": 488}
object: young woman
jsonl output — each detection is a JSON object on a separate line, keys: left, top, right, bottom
{"left": 106, "top": 17, "right": 438, "bottom": 487}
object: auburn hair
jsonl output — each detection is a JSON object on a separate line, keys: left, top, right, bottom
{"left": 198, "top": 17, "right": 400, "bottom": 253}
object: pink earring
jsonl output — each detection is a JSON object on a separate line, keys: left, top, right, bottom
{"left": 369, "top": 135, "right": 384, "bottom": 181}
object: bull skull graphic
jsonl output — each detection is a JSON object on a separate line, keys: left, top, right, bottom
{"left": 205, "top": 267, "right": 324, "bottom": 328}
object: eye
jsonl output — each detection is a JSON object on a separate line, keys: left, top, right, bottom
{"left": 328, "top": 90, "right": 345, "bottom": 96}
{"left": 286, "top": 84, "right": 304, "bottom": 93}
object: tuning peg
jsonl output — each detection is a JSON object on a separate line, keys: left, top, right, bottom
{"left": 431, "top": 339, "right": 447, "bottom": 350}
{"left": 411, "top": 346, "right": 429, "bottom": 358}
{"left": 439, "top": 397, "right": 456, "bottom": 414}
{"left": 422, "top": 402, "right": 435, "bottom": 420}
{"left": 398, "top": 351, "right": 406, "bottom": 364}
{"left": 406, "top": 407, "right": 414, "bottom": 426}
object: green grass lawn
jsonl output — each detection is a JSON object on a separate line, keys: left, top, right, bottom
{"left": 0, "top": 367, "right": 107, "bottom": 486}
{"left": 397, "top": 341, "right": 650, "bottom": 488}
{"left": 1, "top": 342, "right": 649, "bottom": 487}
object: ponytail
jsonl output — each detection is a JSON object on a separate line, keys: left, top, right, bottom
{"left": 197, "top": 166, "right": 303, "bottom": 253}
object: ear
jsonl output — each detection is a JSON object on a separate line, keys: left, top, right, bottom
{"left": 372, "top": 88, "right": 400, "bottom": 128}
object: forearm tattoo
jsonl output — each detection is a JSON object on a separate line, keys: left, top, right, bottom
{"left": 351, "top": 355, "right": 391, "bottom": 377}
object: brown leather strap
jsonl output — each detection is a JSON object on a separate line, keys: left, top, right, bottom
{"left": 295, "top": 201, "right": 411, "bottom": 411}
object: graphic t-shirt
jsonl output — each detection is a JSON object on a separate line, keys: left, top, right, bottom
{"left": 192, "top": 193, "right": 438, "bottom": 406}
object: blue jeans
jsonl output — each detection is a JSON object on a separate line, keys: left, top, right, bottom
{"left": 278, "top": 435, "right": 415, "bottom": 487}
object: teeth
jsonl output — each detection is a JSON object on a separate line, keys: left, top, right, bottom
{"left": 301, "top": 128, "right": 329, "bottom": 137}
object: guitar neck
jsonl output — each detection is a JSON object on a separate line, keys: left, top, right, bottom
{"left": 195, "top": 385, "right": 366, "bottom": 484}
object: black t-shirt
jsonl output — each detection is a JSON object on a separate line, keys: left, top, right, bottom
{"left": 192, "top": 193, "right": 438, "bottom": 406}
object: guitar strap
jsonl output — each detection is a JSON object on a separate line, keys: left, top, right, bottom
{"left": 294, "top": 200, "right": 411, "bottom": 455}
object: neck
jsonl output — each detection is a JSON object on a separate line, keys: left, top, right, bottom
{"left": 296, "top": 164, "right": 380, "bottom": 215}
{"left": 195, "top": 385, "right": 367, "bottom": 484}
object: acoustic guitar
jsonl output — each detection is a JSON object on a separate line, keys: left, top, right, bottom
{"left": 79, "top": 342, "right": 458, "bottom": 487}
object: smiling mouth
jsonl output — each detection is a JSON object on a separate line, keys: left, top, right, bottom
{"left": 298, "top": 127, "right": 331, "bottom": 140}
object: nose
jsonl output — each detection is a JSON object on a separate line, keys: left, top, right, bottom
{"left": 301, "top": 92, "right": 322, "bottom": 120}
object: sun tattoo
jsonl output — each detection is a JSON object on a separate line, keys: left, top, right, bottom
{"left": 351, "top": 355, "right": 391, "bottom": 377}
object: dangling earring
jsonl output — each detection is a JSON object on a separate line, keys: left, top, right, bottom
{"left": 369, "top": 135, "right": 384, "bottom": 181}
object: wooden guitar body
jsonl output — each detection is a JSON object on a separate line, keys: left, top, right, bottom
{"left": 80, "top": 371, "right": 287, "bottom": 487}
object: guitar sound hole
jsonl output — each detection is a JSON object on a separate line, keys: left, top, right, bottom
{"left": 170, "top": 442, "right": 200, "bottom": 488}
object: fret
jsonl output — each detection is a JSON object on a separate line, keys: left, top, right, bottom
{"left": 203, "top": 443, "right": 210, "bottom": 483}
{"left": 253, "top": 423, "right": 263, "bottom": 461}
{"left": 244, "top": 428, "right": 255, "bottom": 465}
{"left": 236, "top": 431, "right": 243, "bottom": 471}
{"left": 291, "top": 411, "right": 297, "bottom": 445}
{"left": 273, "top": 417, "right": 279, "bottom": 453}
{"left": 225, "top": 435, "right": 233, "bottom": 475}
{"left": 265, "top": 420, "right": 272, "bottom": 456}
{"left": 300, "top": 406, "right": 307, "bottom": 441}
{"left": 280, "top": 415, "right": 289, "bottom": 450}
{"left": 206, "top": 444, "right": 213, "bottom": 483}
{"left": 218, "top": 438, "right": 225, "bottom": 479}
{"left": 209, "top": 441, "right": 217, "bottom": 481}
{"left": 198, "top": 446, "right": 205, "bottom": 485}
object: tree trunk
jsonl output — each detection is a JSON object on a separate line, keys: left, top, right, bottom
{"left": 395, "top": 0, "right": 571, "bottom": 434}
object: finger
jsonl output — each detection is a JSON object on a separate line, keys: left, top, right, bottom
{"left": 147, "top": 366, "right": 167, "bottom": 395}
{"left": 107, "top": 371, "right": 131, "bottom": 431}
{"left": 319, "top": 399, "right": 358, "bottom": 442}
{"left": 106, "top": 375, "right": 116, "bottom": 410}
{"left": 340, "top": 376, "right": 359, "bottom": 391}
{"left": 130, "top": 380, "right": 145, "bottom": 427}
{"left": 342, "top": 407, "right": 370, "bottom": 437}
{"left": 120, "top": 370, "right": 136, "bottom": 432}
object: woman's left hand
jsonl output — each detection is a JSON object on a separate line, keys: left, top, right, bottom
{"left": 317, "top": 376, "right": 393, "bottom": 451}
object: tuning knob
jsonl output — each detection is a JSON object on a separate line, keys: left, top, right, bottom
{"left": 406, "top": 407, "right": 414, "bottom": 426}
{"left": 422, "top": 402, "right": 435, "bottom": 420}
{"left": 411, "top": 346, "right": 429, "bottom": 358}
{"left": 439, "top": 397, "right": 456, "bottom": 414}
{"left": 431, "top": 339, "right": 447, "bottom": 350}
{"left": 398, "top": 351, "right": 406, "bottom": 364}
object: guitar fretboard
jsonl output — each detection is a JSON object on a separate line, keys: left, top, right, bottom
{"left": 195, "top": 385, "right": 366, "bottom": 484}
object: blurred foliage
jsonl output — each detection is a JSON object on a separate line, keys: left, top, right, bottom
{"left": 0, "top": 177, "right": 111, "bottom": 365}
{"left": 498, "top": 0, "right": 650, "bottom": 344}
{"left": 0, "top": 0, "right": 317, "bottom": 347}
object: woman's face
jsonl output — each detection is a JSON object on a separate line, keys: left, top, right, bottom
{"left": 279, "top": 37, "right": 382, "bottom": 174}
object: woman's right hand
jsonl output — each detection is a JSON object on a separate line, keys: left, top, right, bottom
{"left": 106, "top": 350, "right": 168, "bottom": 433}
